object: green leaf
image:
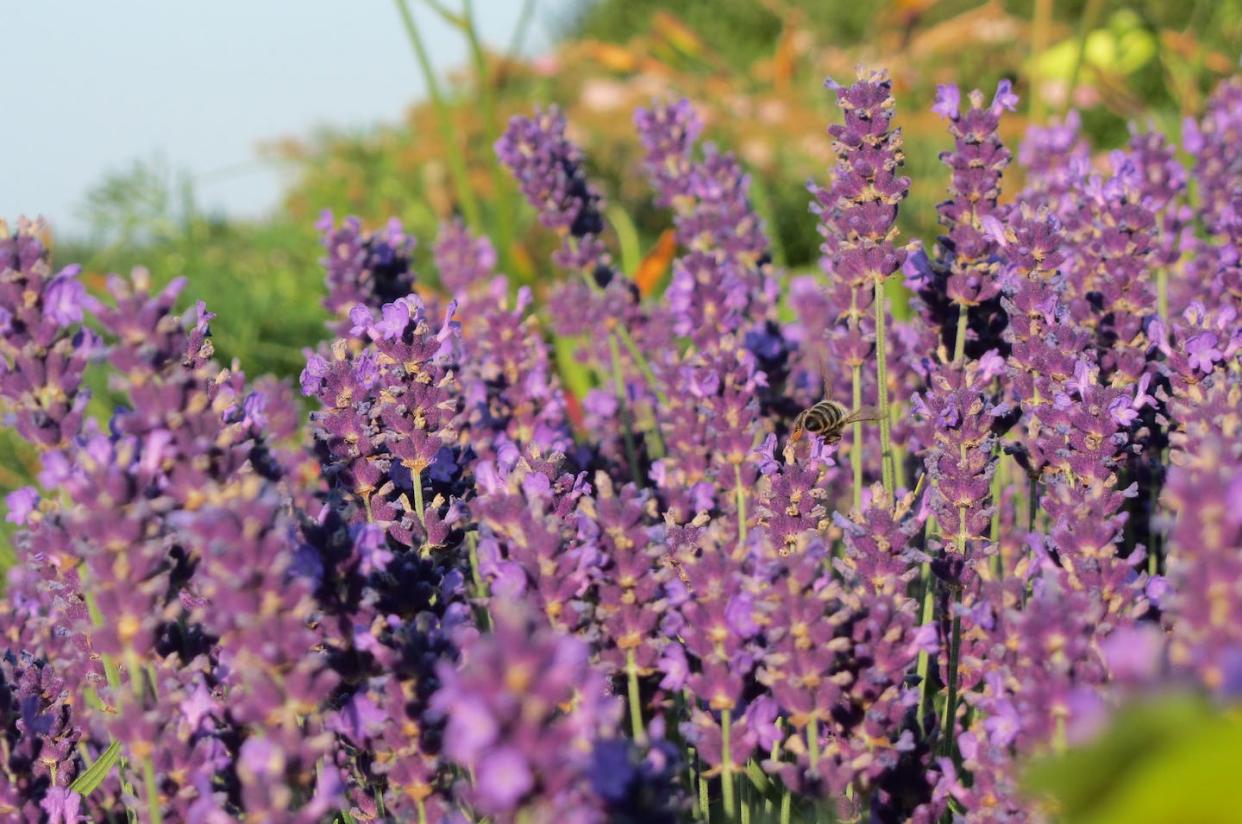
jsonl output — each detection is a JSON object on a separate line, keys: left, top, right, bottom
{"left": 606, "top": 205, "right": 641, "bottom": 280}
{"left": 1023, "top": 695, "right": 1242, "bottom": 824}
{"left": 70, "top": 740, "right": 123, "bottom": 797}
{"left": 742, "top": 759, "right": 786, "bottom": 807}
{"left": 553, "top": 334, "right": 595, "bottom": 402}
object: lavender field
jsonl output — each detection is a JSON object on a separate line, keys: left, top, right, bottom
{"left": 2, "top": 23, "right": 1241, "bottom": 824}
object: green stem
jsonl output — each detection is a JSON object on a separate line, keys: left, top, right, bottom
{"left": 1029, "top": 0, "right": 1052, "bottom": 123}
{"left": 780, "top": 789, "right": 791, "bottom": 824}
{"left": 1028, "top": 473, "right": 1040, "bottom": 534}
{"left": 458, "top": 0, "right": 516, "bottom": 276}
{"left": 941, "top": 613, "right": 962, "bottom": 758}
{"left": 608, "top": 204, "right": 643, "bottom": 279}
{"left": 82, "top": 586, "right": 122, "bottom": 694}
{"left": 952, "top": 302, "right": 968, "bottom": 365}
{"left": 764, "top": 728, "right": 781, "bottom": 817}
{"left": 625, "top": 648, "right": 647, "bottom": 744}
{"left": 615, "top": 324, "right": 669, "bottom": 406}
{"left": 577, "top": 257, "right": 668, "bottom": 458}
{"left": 734, "top": 464, "right": 747, "bottom": 547}
{"left": 466, "top": 532, "right": 487, "bottom": 598}
{"left": 412, "top": 468, "right": 426, "bottom": 525}
{"left": 144, "top": 757, "right": 163, "bottom": 824}
{"left": 699, "top": 769, "right": 710, "bottom": 821}
{"left": 505, "top": 0, "right": 537, "bottom": 58}
{"left": 609, "top": 333, "right": 644, "bottom": 487}
{"left": 393, "top": 0, "right": 483, "bottom": 229}
{"left": 747, "top": 175, "right": 787, "bottom": 268}
{"left": 990, "top": 447, "right": 1004, "bottom": 580}
{"left": 938, "top": 446, "right": 970, "bottom": 754}
{"left": 915, "top": 561, "right": 935, "bottom": 735}
{"left": 1067, "top": 0, "right": 1105, "bottom": 113}
{"left": 806, "top": 719, "right": 820, "bottom": 771}
{"left": 79, "top": 570, "right": 152, "bottom": 815}
{"left": 874, "top": 280, "right": 894, "bottom": 498}
{"left": 125, "top": 651, "right": 146, "bottom": 704}
{"left": 466, "top": 532, "right": 491, "bottom": 630}
{"left": 1148, "top": 467, "right": 1161, "bottom": 576}
{"left": 722, "top": 710, "right": 736, "bottom": 820}
{"left": 612, "top": 323, "right": 668, "bottom": 460}
{"left": 851, "top": 363, "right": 863, "bottom": 511}
{"left": 894, "top": 439, "right": 908, "bottom": 494}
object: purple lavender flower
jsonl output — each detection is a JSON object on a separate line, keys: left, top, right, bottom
{"left": 918, "top": 359, "right": 998, "bottom": 573}
{"left": 915, "top": 81, "right": 1016, "bottom": 357}
{"left": 434, "top": 218, "right": 498, "bottom": 296}
{"left": 317, "top": 211, "right": 416, "bottom": 334}
{"left": 0, "top": 652, "right": 82, "bottom": 815}
{"left": 0, "top": 218, "right": 96, "bottom": 449}
{"left": 432, "top": 603, "right": 621, "bottom": 820}
{"left": 441, "top": 225, "right": 574, "bottom": 459}
{"left": 635, "top": 99, "right": 773, "bottom": 316}
{"left": 496, "top": 107, "right": 609, "bottom": 273}
{"left": 4, "top": 487, "right": 38, "bottom": 525}
{"left": 1058, "top": 156, "right": 1158, "bottom": 384}
{"left": 1124, "top": 126, "right": 1190, "bottom": 274}
{"left": 1162, "top": 342, "right": 1241, "bottom": 693}
{"left": 587, "top": 475, "right": 669, "bottom": 679}
{"left": 1018, "top": 110, "right": 1090, "bottom": 219}
{"left": 39, "top": 787, "right": 82, "bottom": 824}
{"left": 473, "top": 446, "right": 594, "bottom": 634}
{"left": 1179, "top": 80, "right": 1242, "bottom": 318}
{"left": 804, "top": 69, "right": 910, "bottom": 496}
{"left": 2, "top": 66, "right": 1240, "bottom": 824}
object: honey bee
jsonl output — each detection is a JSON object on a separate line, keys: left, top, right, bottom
{"left": 790, "top": 400, "right": 881, "bottom": 445}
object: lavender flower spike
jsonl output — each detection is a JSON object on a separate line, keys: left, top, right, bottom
{"left": 496, "top": 107, "right": 610, "bottom": 274}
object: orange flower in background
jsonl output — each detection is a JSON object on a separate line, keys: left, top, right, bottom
{"left": 635, "top": 229, "right": 677, "bottom": 298}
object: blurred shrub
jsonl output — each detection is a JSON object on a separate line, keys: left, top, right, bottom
{"left": 61, "top": 160, "right": 326, "bottom": 382}
{"left": 1024, "top": 694, "right": 1242, "bottom": 823}
{"left": 272, "top": 0, "right": 1242, "bottom": 280}
{"left": 49, "top": 2, "right": 1240, "bottom": 385}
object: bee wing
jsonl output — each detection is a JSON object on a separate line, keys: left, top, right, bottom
{"left": 841, "top": 405, "right": 882, "bottom": 425}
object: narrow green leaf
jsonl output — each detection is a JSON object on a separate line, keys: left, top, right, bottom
{"left": 553, "top": 334, "right": 595, "bottom": 402}
{"left": 744, "top": 760, "right": 771, "bottom": 793}
{"left": 70, "top": 740, "right": 122, "bottom": 796}
{"left": 606, "top": 204, "right": 641, "bottom": 279}
{"left": 419, "top": 0, "right": 468, "bottom": 31}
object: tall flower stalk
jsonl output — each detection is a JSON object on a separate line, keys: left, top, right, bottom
{"left": 812, "top": 70, "right": 910, "bottom": 501}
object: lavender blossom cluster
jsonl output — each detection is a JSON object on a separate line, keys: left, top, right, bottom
{"left": 1, "top": 67, "right": 1240, "bottom": 823}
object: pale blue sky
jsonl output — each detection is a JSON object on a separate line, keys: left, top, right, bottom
{"left": 0, "top": 1, "right": 572, "bottom": 238}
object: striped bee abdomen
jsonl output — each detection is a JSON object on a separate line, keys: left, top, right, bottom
{"left": 791, "top": 400, "right": 848, "bottom": 443}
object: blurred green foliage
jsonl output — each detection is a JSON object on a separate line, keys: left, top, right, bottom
{"left": 63, "top": 157, "right": 327, "bottom": 382}
{"left": 273, "top": 0, "right": 1242, "bottom": 287}
{"left": 1023, "top": 694, "right": 1242, "bottom": 823}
